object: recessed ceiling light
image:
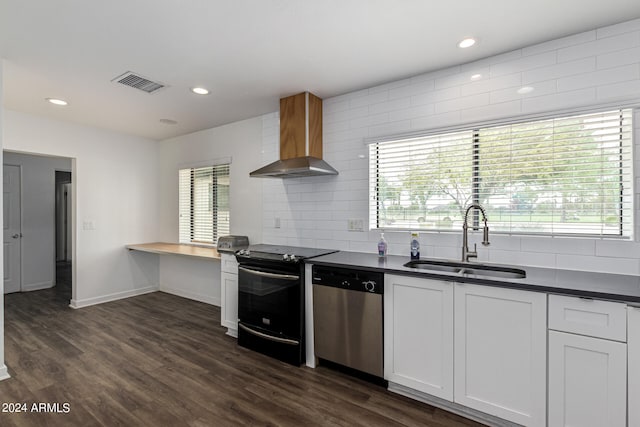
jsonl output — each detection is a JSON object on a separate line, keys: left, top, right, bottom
{"left": 470, "top": 74, "right": 482, "bottom": 81}
{"left": 191, "top": 87, "right": 209, "bottom": 95}
{"left": 46, "top": 98, "right": 68, "bottom": 106}
{"left": 517, "top": 86, "right": 535, "bottom": 95}
{"left": 159, "top": 119, "right": 178, "bottom": 125}
{"left": 458, "top": 38, "right": 476, "bottom": 49}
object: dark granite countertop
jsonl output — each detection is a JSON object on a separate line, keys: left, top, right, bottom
{"left": 306, "top": 251, "right": 640, "bottom": 304}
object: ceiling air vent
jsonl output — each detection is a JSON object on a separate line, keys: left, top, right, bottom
{"left": 112, "top": 71, "right": 166, "bottom": 94}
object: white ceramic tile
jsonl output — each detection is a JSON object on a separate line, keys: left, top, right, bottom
{"left": 522, "top": 88, "right": 596, "bottom": 114}
{"left": 595, "top": 239, "right": 640, "bottom": 258}
{"left": 596, "top": 18, "right": 640, "bottom": 39}
{"left": 349, "top": 90, "right": 389, "bottom": 109}
{"left": 597, "top": 47, "right": 640, "bottom": 69}
{"left": 523, "top": 57, "right": 596, "bottom": 85}
{"left": 369, "top": 77, "right": 413, "bottom": 94}
{"left": 389, "top": 79, "right": 435, "bottom": 100}
{"left": 349, "top": 112, "right": 389, "bottom": 130}
{"left": 411, "top": 111, "right": 462, "bottom": 131}
{"left": 369, "top": 97, "right": 411, "bottom": 115}
{"left": 490, "top": 80, "right": 557, "bottom": 104}
{"left": 488, "top": 250, "right": 557, "bottom": 268}
{"left": 460, "top": 50, "right": 523, "bottom": 72}
{"left": 596, "top": 80, "right": 640, "bottom": 101}
{"left": 367, "top": 120, "right": 412, "bottom": 138}
{"left": 557, "top": 254, "right": 640, "bottom": 274}
{"left": 434, "top": 93, "right": 490, "bottom": 114}
{"left": 460, "top": 100, "right": 522, "bottom": 123}
{"left": 522, "top": 30, "right": 596, "bottom": 56}
{"left": 557, "top": 64, "right": 640, "bottom": 92}
{"left": 411, "top": 86, "right": 460, "bottom": 106}
{"left": 460, "top": 73, "right": 522, "bottom": 97}
{"left": 490, "top": 51, "right": 557, "bottom": 77}
{"left": 558, "top": 32, "right": 640, "bottom": 63}
{"left": 325, "top": 105, "right": 368, "bottom": 124}
{"left": 520, "top": 236, "right": 596, "bottom": 255}
{"left": 388, "top": 103, "right": 436, "bottom": 122}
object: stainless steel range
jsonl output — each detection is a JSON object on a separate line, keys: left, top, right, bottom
{"left": 235, "top": 244, "right": 338, "bottom": 365}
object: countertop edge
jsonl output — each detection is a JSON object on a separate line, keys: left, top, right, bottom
{"left": 305, "top": 253, "right": 640, "bottom": 304}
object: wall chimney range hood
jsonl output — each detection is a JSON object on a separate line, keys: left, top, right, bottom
{"left": 250, "top": 92, "right": 338, "bottom": 178}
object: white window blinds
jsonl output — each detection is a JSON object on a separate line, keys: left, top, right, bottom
{"left": 370, "top": 108, "right": 633, "bottom": 237}
{"left": 179, "top": 164, "right": 230, "bottom": 244}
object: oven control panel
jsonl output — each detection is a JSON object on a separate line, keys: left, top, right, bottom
{"left": 312, "top": 265, "right": 383, "bottom": 294}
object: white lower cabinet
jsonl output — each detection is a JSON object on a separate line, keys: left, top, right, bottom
{"left": 384, "top": 274, "right": 454, "bottom": 400}
{"left": 454, "top": 283, "right": 547, "bottom": 427}
{"left": 384, "top": 276, "right": 547, "bottom": 427}
{"left": 627, "top": 306, "right": 640, "bottom": 427}
{"left": 220, "top": 253, "right": 239, "bottom": 337}
{"left": 547, "top": 330, "right": 626, "bottom": 427}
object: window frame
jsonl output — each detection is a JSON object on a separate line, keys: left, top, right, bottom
{"left": 368, "top": 107, "right": 635, "bottom": 238}
{"left": 178, "top": 160, "right": 231, "bottom": 246}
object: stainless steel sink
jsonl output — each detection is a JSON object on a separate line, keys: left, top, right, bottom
{"left": 403, "top": 260, "right": 463, "bottom": 273}
{"left": 460, "top": 266, "right": 526, "bottom": 279}
{"left": 403, "top": 259, "right": 526, "bottom": 279}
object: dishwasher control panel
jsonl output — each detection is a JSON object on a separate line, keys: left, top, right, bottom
{"left": 312, "top": 265, "right": 383, "bottom": 294}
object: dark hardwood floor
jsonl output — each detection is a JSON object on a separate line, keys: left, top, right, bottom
{"left": 0, "top": 272, "right": 485, "bottom": 427}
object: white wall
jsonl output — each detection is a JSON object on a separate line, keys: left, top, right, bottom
{"left": 157, "top": 115, "right": 263, "bottom": 304}
{"left": 262, "top": 18, "right": 640, "bottom": 275}
{"left": 3, "top": 152, "right": 71, "bottom": 291}
{"left": 0, "top": 59, "right": 9, "bottom": 380}
{"left": 3, "top": 110, "right": 160, "bottom": 307}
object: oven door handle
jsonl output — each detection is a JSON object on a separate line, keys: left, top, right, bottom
{"left": 238, "top": 266, "right": 300, "bottom": 281}
{"left": 239, "top": 323, "right": 299, "bottom": 346}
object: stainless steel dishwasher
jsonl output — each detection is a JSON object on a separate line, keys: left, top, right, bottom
{"left": 312, "top": 265, "right": 384, "bottom": 378}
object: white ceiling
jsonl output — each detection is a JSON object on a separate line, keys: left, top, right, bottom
{"left": 1, "top": 1, "right": 639, "bottom": 141}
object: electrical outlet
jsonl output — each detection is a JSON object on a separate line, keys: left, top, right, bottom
{"left": 347, "top": 219, "right": 364, "bottom": 232}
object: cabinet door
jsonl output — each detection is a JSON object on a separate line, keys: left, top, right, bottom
{"left": 628, "top": 306, "right": 640, "bottom": 427}
{"left": 548, "top": 330, "right": 626, "bottom": 427}
{"left": 220, "top": 271, "right": 238, "bottom": 337}
{"left": 454, "top": 283, "right": 546, "bottom": 427}
{"left": 384, "top": 274, "right": 454, "bottom": 400}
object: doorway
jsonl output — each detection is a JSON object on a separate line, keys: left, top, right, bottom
{"left": 2, "top": 151, "right": 73, "bottom": 303}
{"left": 55, "top": 171, "right": 72, "bottom": 300}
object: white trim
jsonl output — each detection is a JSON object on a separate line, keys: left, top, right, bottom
{"left": 177, "top": 156, "right": 232, "bottom": 170}
{"left": 69, "top": 285, "right": 158, "bottom": 309}
{"left": 364, "top": 101, "right": 640, "bottom": 145}
{"left": 21, "top": 280, "right": 54, "bottom": 292}
{"left": 388, "top": 382, "right": 515, "bottom": 427}
{"left": 304, "top": 92, "right": 310, "bottom": 156}
{"left": 0, "top": 365, "right": 10, "bottom": 381}
{"left": 158, "top": 287, "right": 221, "bottom": 306}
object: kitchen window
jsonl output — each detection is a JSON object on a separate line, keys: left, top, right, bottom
{"left": 369, "top": 108, "right": 633, "bottom": 237}
{"left": 179, "top": 164, "right": 230, "bottom": 245}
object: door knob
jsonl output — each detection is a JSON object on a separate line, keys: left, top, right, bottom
{"left": 12, "top": 234, "right": 20, "bottom": 239}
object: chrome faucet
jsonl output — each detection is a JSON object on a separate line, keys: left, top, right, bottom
{"left": 462, "top": 203, "right": 490, "bottom": 263}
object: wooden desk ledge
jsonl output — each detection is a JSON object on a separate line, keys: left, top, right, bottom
{"left": 126, "top": 242, "right": 221, "bottom": 260}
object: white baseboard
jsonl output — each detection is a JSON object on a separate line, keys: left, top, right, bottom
{"left": 159, "top": 287, "right": 221, "bottom": 307}
{"left": 22, "top": 281, "right": 54, "bottom": 292}
{"left": 0, "top": 365, "right": 10, "bottom": 381}
{"left": 387, "top": 382, "right": 515, "bottom": 427}
{"left": 69, "top": 285, "right": 159, "bottom": 309}
{"left": 225, "top": 328, "right": 238, "bottom": 338}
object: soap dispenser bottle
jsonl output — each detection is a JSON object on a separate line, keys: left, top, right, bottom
{"left": 410, "top": 232, "right": 420, "bottom": 260}
{"left": 377, "top": 233, "right": 388, "bottom": 257}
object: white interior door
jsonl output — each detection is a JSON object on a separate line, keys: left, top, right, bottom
{"left": 3, "top": 164, "right": 22, "bottom": 294}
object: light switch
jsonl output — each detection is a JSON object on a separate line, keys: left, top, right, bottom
{"left": 274, "top": 217, "right": 281, "bottom": 228}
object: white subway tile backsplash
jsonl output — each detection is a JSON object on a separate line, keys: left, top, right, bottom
{"left": 522, "top": 88, "right": 596, "bottom": 114}
{"left": 490, "top": 51, "right": 557, "bottom": 77}
{"left": 557, "top": 64, "right": 640, "bottom": 92}
{"left": 558, "top": 32, "right": 640, "bottom": 63}
{"left": 460, "top": 73, "right": 522, "bottom": 97}
{"left": 260, "top": 19, "right": 640, "bottom": 275}
{"left": 597, "top": 47, "right": 640, "bottom": 69}
{"left": 556, "top": 254, "right": 640, "bottom": 275}
{"left": 522, "top": 30, "right": 596, "bottom": 56}
{"left": 596, "top": 18, "right": 640, "bottom": 39}
{"left": 522, "top": 57, "right": 596, "bottom": 85}
{"left": 596, "top": 79, "right": 640, "bottom": 101}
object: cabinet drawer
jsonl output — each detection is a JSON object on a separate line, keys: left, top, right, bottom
{"left": 221, "top": 253, "right": 238, "bottom": 274}
{"left": 549, "top": 294, "right": 626, "bottom": 341}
